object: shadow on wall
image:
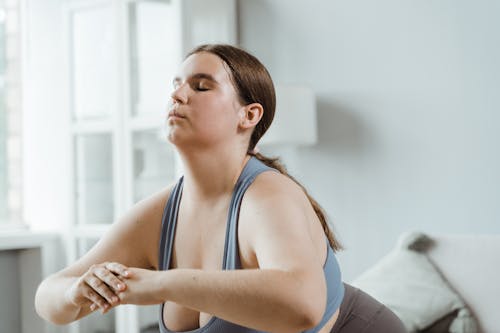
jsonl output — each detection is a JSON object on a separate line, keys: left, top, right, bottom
{"left": 238, "top": 0, "right": 277, "bottom": 72}
{"left": 315, "top": 98, "right": 377, "bottom": 156}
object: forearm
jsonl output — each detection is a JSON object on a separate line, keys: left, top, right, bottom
{"left": 35, "top": 275, "right": 85, "bottom": 325}
{"left": 160, "top": 268, "right": 324, "bottom": 333}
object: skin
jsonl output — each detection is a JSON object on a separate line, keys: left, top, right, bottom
{"left": 34, "top": 52, "right": 339, "bottom": 333}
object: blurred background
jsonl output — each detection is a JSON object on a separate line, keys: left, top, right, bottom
{"left": 1, "top": 0, "right": 499, "bottom": 332}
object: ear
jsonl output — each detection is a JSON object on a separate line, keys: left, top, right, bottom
{"left": 238, "top": 103, "right": 263, "bottom": 130}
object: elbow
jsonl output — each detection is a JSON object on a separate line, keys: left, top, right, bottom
{"left": 276, "top": 294, "right": 325, "bottom": 333}
{"left": 270, "top": 296, "right": 325, "bottom": 333}
{"left": 293, "top": 280, "right": 327, "bottom": 331}
{"left": 35, "top": 301, "right": 71, "bottom": 326}
{"left": 272, "top": 271, "right": 327, "bottom": 332}
{"left": 297, "top": 303, "right": 325, "bottom": 331}
{"left": 34, "top": 282, "right": 48, "bottom": 321}
{"left": 34, "top": 280, "right": 71, "bottom": 326}
{"left": 34, "top": 283, "right": 55, "bottom": 325}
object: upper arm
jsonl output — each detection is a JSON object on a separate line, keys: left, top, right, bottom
{"left": 239, "top": 172, "right": 326, "bottom": 287}
{"left": 57, "top": 184, "right": 174, "bottom": 278}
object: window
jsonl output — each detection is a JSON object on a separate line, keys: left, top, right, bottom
{"left": 0, "top": 2, "right": 8, "bottom": 224}
{"left": 0, "top": 0, "right": 22, "bottom": 227}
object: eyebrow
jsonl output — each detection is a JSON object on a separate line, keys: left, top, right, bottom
{"left": 172, "top": 73, "right": 219, "bottom": 86}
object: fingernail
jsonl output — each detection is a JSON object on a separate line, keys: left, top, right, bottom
{"left": 112, "top": 296, "right": 119, "bottom": 303}
{"left": 116, "top": 283, "right": 123, "bottom": 290}
{"left": 90, "top": 304, "right": 96, "bottom": 311}
{"left": 123, "top": 271, "right": 130, "bottom": 277}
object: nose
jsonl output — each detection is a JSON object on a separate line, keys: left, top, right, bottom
{"left": 170, "top": 83, "right": 188, "bottom": 105}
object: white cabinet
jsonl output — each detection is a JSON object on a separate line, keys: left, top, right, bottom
{"left": 63, "top": 1, "right": 236, "bottom": 332}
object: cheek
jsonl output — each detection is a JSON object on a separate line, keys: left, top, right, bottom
{"left": 197, "top": 113, "right": 237, "bottom": 137}
{"left": 192, "top": 96, "right": 239, "bottom": 130}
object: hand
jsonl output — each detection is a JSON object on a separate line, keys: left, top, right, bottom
{"left": 65, "top": 262, "right": 131, "bottom": 314}
{"left": 115, "top": 267, "right": 166, "bottom": 306}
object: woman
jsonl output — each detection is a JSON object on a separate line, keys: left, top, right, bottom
{"left": 35, "top": 44, "right": 406, "bottom": 333}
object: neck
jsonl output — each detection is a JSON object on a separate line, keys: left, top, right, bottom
{"left": 178, "top": 147, "right": 251, "bottom": 201}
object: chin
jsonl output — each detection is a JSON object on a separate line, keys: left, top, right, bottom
{"left": 166, "top": 132, "right": 192, "bottom": 150}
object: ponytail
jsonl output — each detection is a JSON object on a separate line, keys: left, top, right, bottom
{"left": 250, "top": 152, "right": 343, "bottom": 252}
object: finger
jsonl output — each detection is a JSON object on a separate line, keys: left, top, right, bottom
{"left": 90, "top": 301, "right": 112, "bottom": 315}
{"left": 104, "top": 262, "right": 131, "bottom": 279}
{"left": 85, "top": 287, "right": 111, "bottom": 313}
{"left": 94, "top": 266, "right": 127, "bottom": 293}
{"left": 85, "top": 273, "right": 120, "bottom": 306}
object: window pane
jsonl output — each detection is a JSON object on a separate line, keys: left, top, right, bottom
{"left": 74, "top": 134, "right": 114, "bottom": 224}
{"left": 132, "top": 129, "right": 175, "bottom": 202}
{"left": 129, "top": 1, "right": 180, "bottom": 117}
{"left": 71, "top": 5, "right": 115, "bottom": 120}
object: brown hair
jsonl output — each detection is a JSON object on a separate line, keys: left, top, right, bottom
{"left": 187, "top": 44, "right": 342, "bottom": 251}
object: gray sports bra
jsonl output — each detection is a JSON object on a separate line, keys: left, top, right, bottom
{"left": 158, "top": 157, "right": 344, "bottom": 333}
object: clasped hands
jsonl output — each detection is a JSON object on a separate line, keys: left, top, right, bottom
{"left": 65, "top": 262, "right": 164, "bottom": 314}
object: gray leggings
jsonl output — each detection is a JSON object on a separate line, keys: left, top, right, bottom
{"left": 331, "top": 283, "right": 407, "bottom": 333}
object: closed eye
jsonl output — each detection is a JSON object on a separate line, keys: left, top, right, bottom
{"left": 172, "top": 73, "right": 218, "bottom": 92}
{"left": 192, "top": 82, "right": 210, "bottom": 91}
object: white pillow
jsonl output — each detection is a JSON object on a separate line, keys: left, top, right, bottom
{"left": 351, "top": 232, "right": 473, "bottom": 333}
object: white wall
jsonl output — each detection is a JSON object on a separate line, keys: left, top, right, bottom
{"left": 239, "top": 0, "right": 500, "bottom": 280}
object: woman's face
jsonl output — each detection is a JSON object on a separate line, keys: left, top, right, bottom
{"left": 166, "top": 51, "right": 244, "bottom": 150}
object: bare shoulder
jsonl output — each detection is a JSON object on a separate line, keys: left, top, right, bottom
{"left": 57, "top": 183, "right": 176, "bottom": 278}
{"left": 239, "top": 170, "right": 313, "bottom": 231}
{"left": 238, "top": 170, "right": 322, "bottom": 265}
{"left": 243, "top": 170, "right": 308, "bottom": 209}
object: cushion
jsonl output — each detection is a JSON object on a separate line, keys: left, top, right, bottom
{"left": 426, "top": 234, "right": 499, "bottom": 333}
{"left": 351, "top": 232, "right": 478, "bottom": 333}
{"left": 419, "top": 310, "right": 457, "bottom": 333}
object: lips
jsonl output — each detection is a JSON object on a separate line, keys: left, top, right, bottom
{"left": 168, "top": 109, "right": 186, "bottom": 119}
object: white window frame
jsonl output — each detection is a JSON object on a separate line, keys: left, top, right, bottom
{"left": 0, "top": 0, "right": 25, "bottom": 229}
